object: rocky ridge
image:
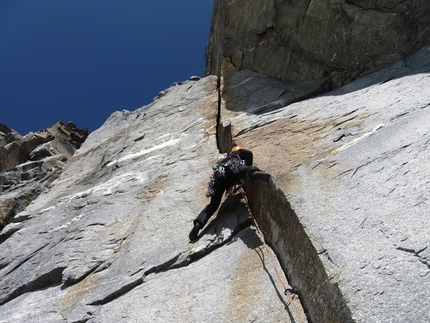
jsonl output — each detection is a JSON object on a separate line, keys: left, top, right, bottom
{"left": 0, "top": 121, "right": 88, "bottom": 230}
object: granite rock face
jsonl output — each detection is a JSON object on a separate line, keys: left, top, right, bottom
{"left": 2, "top": 1, "right": 430, "bottom": 321}
{"left": 206, "top": 0, "right": 430, "bottom": 91}
{"left": 0, "top": 121, "right": 87, "bottom": 173}
{"left": 217, "top": 46, "right": 430, "bottom": 322}
{"left": 0, "top": 77, "right": 306, "bottom": 323}
{"left": 0, "top": 121, "right": 88, "bottom": 230}
{"left": 2, "top": 50, "right": 428, "bottom": 321}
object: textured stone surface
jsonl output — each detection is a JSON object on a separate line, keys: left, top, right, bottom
{"left": 218, "top": 46, "right": 430, "bottom": 322}
{"left": 0, "top": 123, "right": 22, "bottom": 147}
{"left": 0, "top": 121, "right": 88, "bottom": 230}
{"left": 2, "top": 2, "right": 430, "bottom": 320}
{"left": 0, "top": 76, "right": 305, "bottom": 323}
{"left": 206, "top": 0, "right": 430, "bottom": 91}
{"left": 0, "top": 121, "right": 87, "bottom": 173}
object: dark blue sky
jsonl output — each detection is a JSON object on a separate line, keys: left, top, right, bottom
{"left": 0, "top": 0, "right": 213, "bottom": 135}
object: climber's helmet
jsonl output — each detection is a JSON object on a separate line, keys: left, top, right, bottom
{"left": 231, "top": 145, "right": 243, "bottom": 152}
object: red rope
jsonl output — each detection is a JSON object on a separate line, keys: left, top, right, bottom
{"left": 238, "top": 185, "right": 304, "bottom": 323}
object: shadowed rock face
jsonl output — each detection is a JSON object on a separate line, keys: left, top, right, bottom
{"left": 206, "top": 0, "right": 430, "bottom": 92}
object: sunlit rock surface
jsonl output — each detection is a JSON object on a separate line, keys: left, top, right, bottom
{"left": 0, "top": 76, "right": 306, "bottom": 323}
{"left": 218, "top": 46, "right": 430, "bottom": 323}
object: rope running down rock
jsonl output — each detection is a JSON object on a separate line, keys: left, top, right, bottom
{"left": 236, "top": 184, "right": 304, "bottom": 323}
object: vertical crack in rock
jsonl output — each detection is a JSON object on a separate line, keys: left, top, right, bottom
{"left": 215, "top": 76, "right": 223, "bottom": 151}
{"left": 245, "top": 179, "right": 354, "bottom": 323}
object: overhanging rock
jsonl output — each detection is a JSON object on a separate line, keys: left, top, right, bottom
{"left": 206, "top": 0, "right": 430, "bottom": 91}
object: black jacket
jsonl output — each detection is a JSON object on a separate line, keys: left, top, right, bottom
{"left": 228, "top": 148, "right": 253, "bottom": 166}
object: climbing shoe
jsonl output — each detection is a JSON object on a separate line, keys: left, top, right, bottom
{"left": 189, "top": 222, "right": 202, "bottom": 241}
{"left": 250, "top": 171, "right": 271, "bottom": 182}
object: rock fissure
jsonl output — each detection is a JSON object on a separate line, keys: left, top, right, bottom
{"left": 145, "top": 218, "right": 253, "bottom": 277}
{"left": 215, "top": 76, "right": 223, "bottom": 150}
{"left": 87, "top": 276, "right": 144, "bottom": 306}
{"left": 396, "top": 246, "right": 430, "bottom": 269}
{"left": 345, "top": 0, "right": 408, "bottom": 13}
{"left": 85, "top": 219, "right": 254, "bottom": 307}
{"left": 0, "top": 266, "right": 66, "bottom": 306}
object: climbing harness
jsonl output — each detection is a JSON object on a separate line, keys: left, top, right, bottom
{"left": 224, "top": 152, "right": 245, "bottom": 174}
{"left": 236, "top": 184, "right": 304, "bottom": 323}
{"left": 205, "top": 154, "right": 245, "bottom": 197}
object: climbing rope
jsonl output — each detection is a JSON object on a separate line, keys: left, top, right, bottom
{"left": 236, "top": 184, "right": 304, "bottom": 323}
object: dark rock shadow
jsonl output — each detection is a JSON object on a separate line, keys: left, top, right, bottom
{"left": 196, "top": 191, "right": 259, "bottom": 249}
{"left": 221, "top": 46, "right": 430, "bottom": 116}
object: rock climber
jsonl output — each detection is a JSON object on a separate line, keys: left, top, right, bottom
{"left": 189, "top": 145, "right": 271, "bottom": 241}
